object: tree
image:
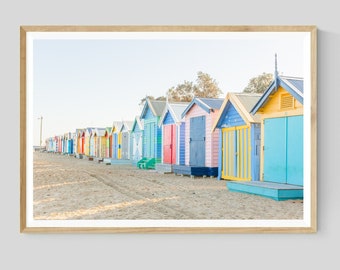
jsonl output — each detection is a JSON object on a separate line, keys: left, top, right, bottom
{"left": 243, "top": 72, "right": 273, "bottom": 94}
{"left": 167, "top": 80, "right": 197, "bottom": 102}
{"left": 139, "top": 71, "right": 222, "bottom": 105}
{"left": 194, "top": 71, "right": 223, "bottom": 98}
{"left": 167, "top": 71, "right": 222, "bottom": 102}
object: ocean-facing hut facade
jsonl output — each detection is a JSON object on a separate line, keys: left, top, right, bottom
{"left": 89, "top": 128, "right": 95, "bottom": 157}
{"left": 84, "top": 128, "right": 92, "bottom": 157}
{"left": 63, "top": 132, "right": 74, "bottom": 154}
{"left": 111, "top": 121, "right": 122, "bottom": 159}
{"left": 93, "top": 128, "right": 106, "bottom": 158}
{"left": 119, "top": 121, "right": 133, "bottom": 160}
{"left": 130, "top": 116, "right": 144, "bottom": 164}
{"left": 156, "top": 102, "right": 188, "bottom": 173}
{"left": 252, "top": 75, "right": 304, "bottom": 186}
{"left": 76, "top": 129, "right": 86, "bottom": 156}
{"left": 227, "top": 74, "right": 304, "bottom": 200}
{"left": 173, "top": 97, "right": 223, "bottom": 177}
{"left": 46, "top": 137, "right": 54, "bottom": 152}
{"left": 137, "top": 99, "right": 166, "bottom": 169}
{"left": 104, "top": 127, "right": 112, "bottom": 158}
{"left": 57, "top": 135, "right": 63, "bottom": 153}
{"left": 212, "top": 93, "right": 262, "bottom": 181}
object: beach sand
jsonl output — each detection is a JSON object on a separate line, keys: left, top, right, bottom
{"left": 33, "top": 152, "right": 303, "bottom": 220}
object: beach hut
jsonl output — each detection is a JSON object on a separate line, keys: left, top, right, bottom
{"left": 89, "top": 129, "right": 95, "bottom": 157}
{"left": 66, "top": 132, "right": 74, "bottom": 154}
{"left": 62, "top": 133, "right": 72, "bottom": 154}
{"left": 46, "top": 137, "right": 54, "bottom": 152}
{"left": 119, "top": 121, "right": 134, "bottom": 160}
{"left": 251, "top": 75, "right": 304, "bottom": 186}
{"left": 212, "top": 93, "right": 262, "bottom": 181}
{"left": 84, "top": 128, "right": 94, "bottom": 157}
{"left": 96, "top": 128, "right": 106, "bottom": 158}
{"left": 226, "top": 74, "right": 304, "bottom": 200}
{"left": 53, "top": 136, "right": 58, "bottom": 153}
{"left": 130, "top": 116, "right": 144, "bottom": 164}
{"left": 104, "top": 127, "right": 112, "bottom": 158}
{"left": 156, "top": 102, "right": 189, "bottom": 173}
{"left": 111, "top": 121, "right": 122, "bottom": 159}
{"left": 76, "top": 129, "right": 85, "bottom": 156}
{"left": 57, "top": 135, "right": 63, "bottom": 153}
{"left": 71, "top": 132, "right": 76, "bottom": 155}
{"left": 137, "top": 99, "right": 166, "bottom": 169}
{"left": 173, "top": 97, "right": 223, "bottom": 177}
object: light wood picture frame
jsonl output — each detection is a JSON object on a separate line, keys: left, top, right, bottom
{"left": 20, "top": 26, "right": 317, "bottom": 233}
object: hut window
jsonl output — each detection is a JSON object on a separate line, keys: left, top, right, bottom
{"left": 280, "top": 94, "right": 294, "bottom": 110}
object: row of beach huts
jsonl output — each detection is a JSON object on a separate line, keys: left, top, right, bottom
{"left": 45, "top": 74, "right": 304, "bottom": 200}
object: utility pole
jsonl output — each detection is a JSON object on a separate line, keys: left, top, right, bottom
{"left": 38, "top": 116, "right": 43, "bottom": 148}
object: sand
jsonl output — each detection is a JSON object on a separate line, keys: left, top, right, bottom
{"left": 33, "top": 152, "right": 303, "bottom": 220}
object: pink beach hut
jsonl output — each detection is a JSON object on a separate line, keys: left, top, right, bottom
{"left": 173, "top": 97, "right": 223, "bottom": 177}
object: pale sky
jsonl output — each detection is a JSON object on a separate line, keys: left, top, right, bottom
{"left": 30, "top": 32, "right": 308, "bottom": 146}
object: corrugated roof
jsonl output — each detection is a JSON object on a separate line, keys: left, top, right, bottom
{"left": 281, "top": 76, "right": 304, "bottom": 94}
{"left": 121, "top": 121, "right": 134, "bottom": 132}
{"left": 181, "top": 97, "right": 224, "bottom": 118}
{"left": 170, "top": 103, "right": 189, "bottom": 121}
{"left": 95, "top": 128, "right": 106, "bottom": 137}
{"left": 140, "top": 99, "right": 167, "bottom": 119}
{"left": 150, "top": 100, "right": 167, "bottom": 116}
{"left": 212, "top": 93, "right": 262, "bottom": 131}
{"left": 234, "top": 93, "right": 262, "bottom": 122}
{"left": 159, "top": 102, "right": 189, "bottom": 125}
{"left": 199, "top": 97, "right": 224, "bottom": 109}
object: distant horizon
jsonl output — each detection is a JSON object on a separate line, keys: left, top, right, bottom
{"left": 28, "top": 31, "right": 309, "bottom": 146}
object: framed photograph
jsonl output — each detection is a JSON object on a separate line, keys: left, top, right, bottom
{"left": 20, "top": 26, "right": 317, "bottom": 233}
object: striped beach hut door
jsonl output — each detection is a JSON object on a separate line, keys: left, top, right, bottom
{"left": 263, "top": 116, "right": 303, "bottom": 185}
{"left": 221, "top": 126, "right": 251, "bottom": 181}
{"left": 189, "top": 116, "right": 205, "bottom": 166}
{"left": 163, "top": 124, "right": 176, "bottom": 164}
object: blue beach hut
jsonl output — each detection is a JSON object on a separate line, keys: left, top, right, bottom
{"left": 212, "top": 93, "right": 262, "bottom": 181}
{"left": 137, "top": 98, "right": 166, "bottom": 169}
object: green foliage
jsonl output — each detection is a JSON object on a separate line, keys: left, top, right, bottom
{"left": 243, "top": 72, "right": 273, "bottom": 94}
{"left": 139, "top": 71, "right": 222, "bottom": 104}
{"left": 167, "top": 71, "right": 222, "bottom": 102}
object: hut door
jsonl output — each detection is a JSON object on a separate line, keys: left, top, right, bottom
{"left": 109, "top": 135, "right": 112, "bottom": 158}
{"left": 221, "top": 126, "right": 251, "bottom": 181}
{"left": 263, "top": 116, "right": 303, "bottom": 185}
{"left": 189, "top": 116, "right": 205, "bottom": 166}
{"left": 121, "top": 132, "right": 129, "bottom": 159}
{"left": 134, "top": 132, "right": 142, "bottom": 161}
{"left": 286, "top": 116, "right": 303, "bottom": 186}
{"left": 163, "top": 124, "right": 176, "bottom": 164}
{"left": 144, "top": 122, "right": 155, "bottom": 158}
{"left": 264, "top": 118, "right": 287, "bottom": 183}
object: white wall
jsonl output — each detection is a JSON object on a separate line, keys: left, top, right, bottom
{"left": 0, "top": 1, "right": 337, "bottom": 269}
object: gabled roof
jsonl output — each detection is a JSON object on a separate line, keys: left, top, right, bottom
{"left": 111, "top": 121, "right": 123, "bottom": 133}
{"left": 250, "top": 75, "right": 304, "bottom": 114}
{"left": 140, "top": 99, "right": 166, "bottom": 119}
{"left": 131, "top": 116, "right": 144, "bottom": 132}
{"left": 120, "top": 121, "right": 134, "bottom": 132}
{"left": 104, "top": 127, "right": 112, "bottom": 136}
{"left": 94, "top": 128, "right": 106, "bottom": 137}
{"left": 85, "top": 127, "right": 95, "bottom": 136}
{"left": 212, "top": 93, "right": 262, "bottom": 131}
{"left": 159, "top": 102, "right": 189, "bottom": 126}
{"left": 181, "top": 97, "right": 224, "bottom": 118}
